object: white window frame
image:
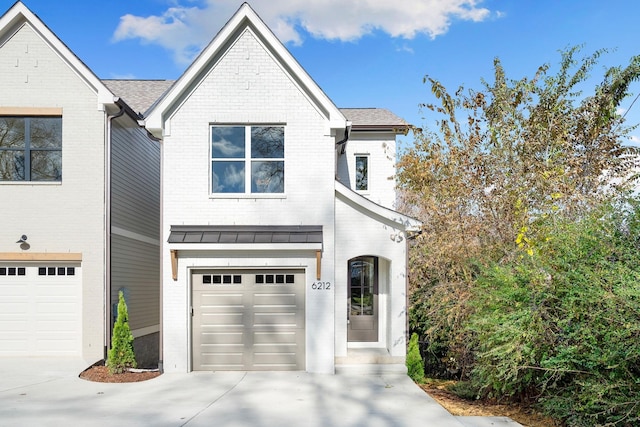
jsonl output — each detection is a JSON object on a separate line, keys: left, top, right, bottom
{"left": 209, "top": 124, "right": 285, "bottom": 197}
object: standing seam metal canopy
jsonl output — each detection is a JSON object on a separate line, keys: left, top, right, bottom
{"left": 168, "top": 225, "right": 323, "bottom": 244}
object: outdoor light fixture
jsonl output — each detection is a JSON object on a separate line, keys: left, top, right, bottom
{"left": 16, "top": 235, "right": 27, "bottom": 244}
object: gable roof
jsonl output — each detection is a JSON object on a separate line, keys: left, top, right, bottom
{"left": 143, "top": 2, "right": 346, "bottom": 138}
{"left": 0, "top": 1, "right": 116, "bottom": 107}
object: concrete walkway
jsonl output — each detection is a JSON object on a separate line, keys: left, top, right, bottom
{"left": 0, "top": 358, "right": 521, "bottom": 426}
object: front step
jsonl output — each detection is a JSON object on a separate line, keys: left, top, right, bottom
{"left": 335, "top": 348, "right": 407, "bottom": 375}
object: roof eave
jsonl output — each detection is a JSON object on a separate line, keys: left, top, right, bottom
{"left": 335, "top": 181, "right": 422, "bottom": 231}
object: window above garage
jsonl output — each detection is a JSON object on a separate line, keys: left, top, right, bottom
{"left": 0, "top": 114, "right": 62, "bottom": 182}
{"left": 210, "top": 125, "right": 284, "bottom": 195}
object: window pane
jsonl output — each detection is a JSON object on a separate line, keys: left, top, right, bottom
{"left": 251, "top": 161, "right": 284, "bottom": 193}
{"left": 212, "top": 127, "right": 245, "bottom": 158}
{"left": 251, "top": 126, "right": 284, "bottom": 158}
{"left": 30, "top": 117, "right": 62, "bottom": 149}
{"left": 0, "top": 118, "right": 25, "bottom": 148}
{"left": 212, "top": 161, "right": 245, "bottom": 193}
{"left": 0, "top": 151, "right": 25, "bottom": 180}
{"left": 355, "top": 156, "right": 368, "bottom": 191}
{"left": 31, "top": 150, "right": 61, "bottom": 181}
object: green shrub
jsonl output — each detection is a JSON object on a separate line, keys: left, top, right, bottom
{"left": 107, "top": 291, "right": 137, "bottom": 374}
{"left": 407, "top": 333, "right": 425, "bottom": 382}
{"left": 446, "top": 381, "right": 480, "bottom": 401}
{"left": 467, "top": 201, "right": 640, "bottom": 426}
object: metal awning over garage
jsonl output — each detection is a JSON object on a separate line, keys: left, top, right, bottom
{"left": 168, "top": 225, "right": 323, "bottom": 245}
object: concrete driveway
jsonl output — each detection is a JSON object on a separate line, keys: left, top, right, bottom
{"left": 0, "top": 358, "right": 520, "bottom": 427}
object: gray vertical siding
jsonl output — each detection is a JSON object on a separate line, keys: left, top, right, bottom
{"left": 110, "top": 116, "right": 160, "bottom": 331}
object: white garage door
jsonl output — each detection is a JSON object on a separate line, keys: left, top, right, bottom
{"left": 192, "top": 269, "right": 305, "bottom": 371}
{"left": 0, "top": 264, "right": 81, "bottom": 356}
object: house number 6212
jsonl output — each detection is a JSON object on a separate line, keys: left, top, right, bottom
{"left": 312, "top": 281, "right": 331, "bottom": 290}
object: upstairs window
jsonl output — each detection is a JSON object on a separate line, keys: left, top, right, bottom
{"left": 0, "top": 116, "right": 62, "bottom": 181}
{"left": 355, "top": 155, "right": 369, "bottom": 192}
{"left": 211, "top": 125, "right": 284, "bottom": 194}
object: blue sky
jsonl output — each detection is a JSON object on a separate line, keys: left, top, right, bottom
{"left": 5, "top": 0, "right": 640, "bottom": 146}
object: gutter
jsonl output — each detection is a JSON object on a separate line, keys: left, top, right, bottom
{"left": 104, "top": 98, "right": 126, "bottom": 361}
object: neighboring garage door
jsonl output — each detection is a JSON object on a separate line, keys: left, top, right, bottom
{"left": 192, "top": 269, "right": 305, "bottom": 371}
{"left": 0, "top": 263, "right": 81, "bottom": 356}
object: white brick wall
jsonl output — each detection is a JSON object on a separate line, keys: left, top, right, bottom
{"left": 338, "top": 131, "right": 398, "bottom": 209}
{"left": 162, "top": 28, "right": 337, "bottom": 373}
{"left": 0, "top": 24, "right": 107, "bottom": 362}
{"left": 334, "top": 192, "right": 408, "bottom": 358}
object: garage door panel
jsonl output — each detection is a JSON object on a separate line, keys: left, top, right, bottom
{"left": 202, "top": 312, "right": 245, "bottom": 327}
{"left": 36, "top": 301, "right": 77, "bottom": 314}
{"left": 0, "top": 338, "right": 27, "bottom": 351}
{"left": 36, "top": 337, "right": 78, "bottom": 352}
{"left": 0, "top": 320, "right": 28, "bottom": 331}
{"left": 253, "top": 331, "right": 299, "bottom": 344}
{"left": 253, "top": 312, "right": 300, "bottom": 327}
{"left": 193, "top": 268, "right": 305, "bottom": 371}
{"left": 0, "top": 301, "right": 28, "bottom": 313}
{"left": 199, "top": 292, "right": 243, "bottom": 306}
{"left": 253, "top": 352, "right": 297, "bottom": 367}
{"left": 199, "top": 354, "right": 244, "bottom": 369}
{"left": 253, "top": 292, "right": 297, "bottom": 306}
{"left": 201, "top": 331, "right": 244, "bottom": 345}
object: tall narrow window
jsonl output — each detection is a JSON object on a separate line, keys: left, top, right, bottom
{"left": 0, "top": 116, "right": 62, "bottom": 181}
{"left": 211, "top": 125, "right": 284, "bottom": 194}
{"left": 355, "top": 155, "right": 369, "bottom": 191}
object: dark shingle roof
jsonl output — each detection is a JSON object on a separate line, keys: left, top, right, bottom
{"left": 102, "top": 79, "right": 174, "bottom": 116}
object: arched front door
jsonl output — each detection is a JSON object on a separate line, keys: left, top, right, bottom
{"left": 347, "top": 256, "right": 378, "bottom": 342}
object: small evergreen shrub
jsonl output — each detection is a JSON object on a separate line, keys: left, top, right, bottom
{"left": 107, "top": 291, "right": 137, "bottom": 374}
{"left": 407, "top": 332, "right": 425, "bottom": 382}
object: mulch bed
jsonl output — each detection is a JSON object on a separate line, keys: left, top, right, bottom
{"left": 79, "top": 363, "right": 161, "bottom": 383}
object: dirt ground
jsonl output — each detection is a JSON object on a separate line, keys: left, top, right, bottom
{"left": 419, "top": 380, "right": 561, "bottom": 427}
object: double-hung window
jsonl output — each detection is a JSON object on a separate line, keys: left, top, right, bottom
{"left": 211, "top": 125, "right": 284, "bottom": 194}
{"left": 0, "top": 116, "right": 62, "bottom": 181}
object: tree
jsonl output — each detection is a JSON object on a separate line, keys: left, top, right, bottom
{"left": 398, "top": 47, "right": 640, "bottom": 379}
{"left": 107, "top": 291, "right": 137, "bottom": 374}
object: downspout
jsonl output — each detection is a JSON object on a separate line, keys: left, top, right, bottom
{"left": 334, "top": 121, "right": 352, "bottom": 180}
{"left": 104, "top": 99, "right": 126, "bottom": 361}
{"left": 335, "top": 121, "right": 352, "bottom": 154}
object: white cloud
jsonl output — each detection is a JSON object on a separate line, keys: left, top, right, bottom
{"left": 113, "top": 0, "right": 492, "bottom": 65}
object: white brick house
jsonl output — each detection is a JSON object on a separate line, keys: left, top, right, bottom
{"left": 0, "top": 1, "right": 418, "bottom": 374}
{"left": 0, "top": 3, "right": 160, "bottom": 365}
{"left": 141, "top": 4, "right": 420, "bottom": 374}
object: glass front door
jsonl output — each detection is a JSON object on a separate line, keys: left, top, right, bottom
{"left": 347, "top": 256, "right": 378, "bottom": 342}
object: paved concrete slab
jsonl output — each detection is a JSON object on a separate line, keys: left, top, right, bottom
{"left": 0, "top": 358, "right": 521, "bottom": 427}
{"left": 457, "top": 416, "right": 524, "bottom": 427}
